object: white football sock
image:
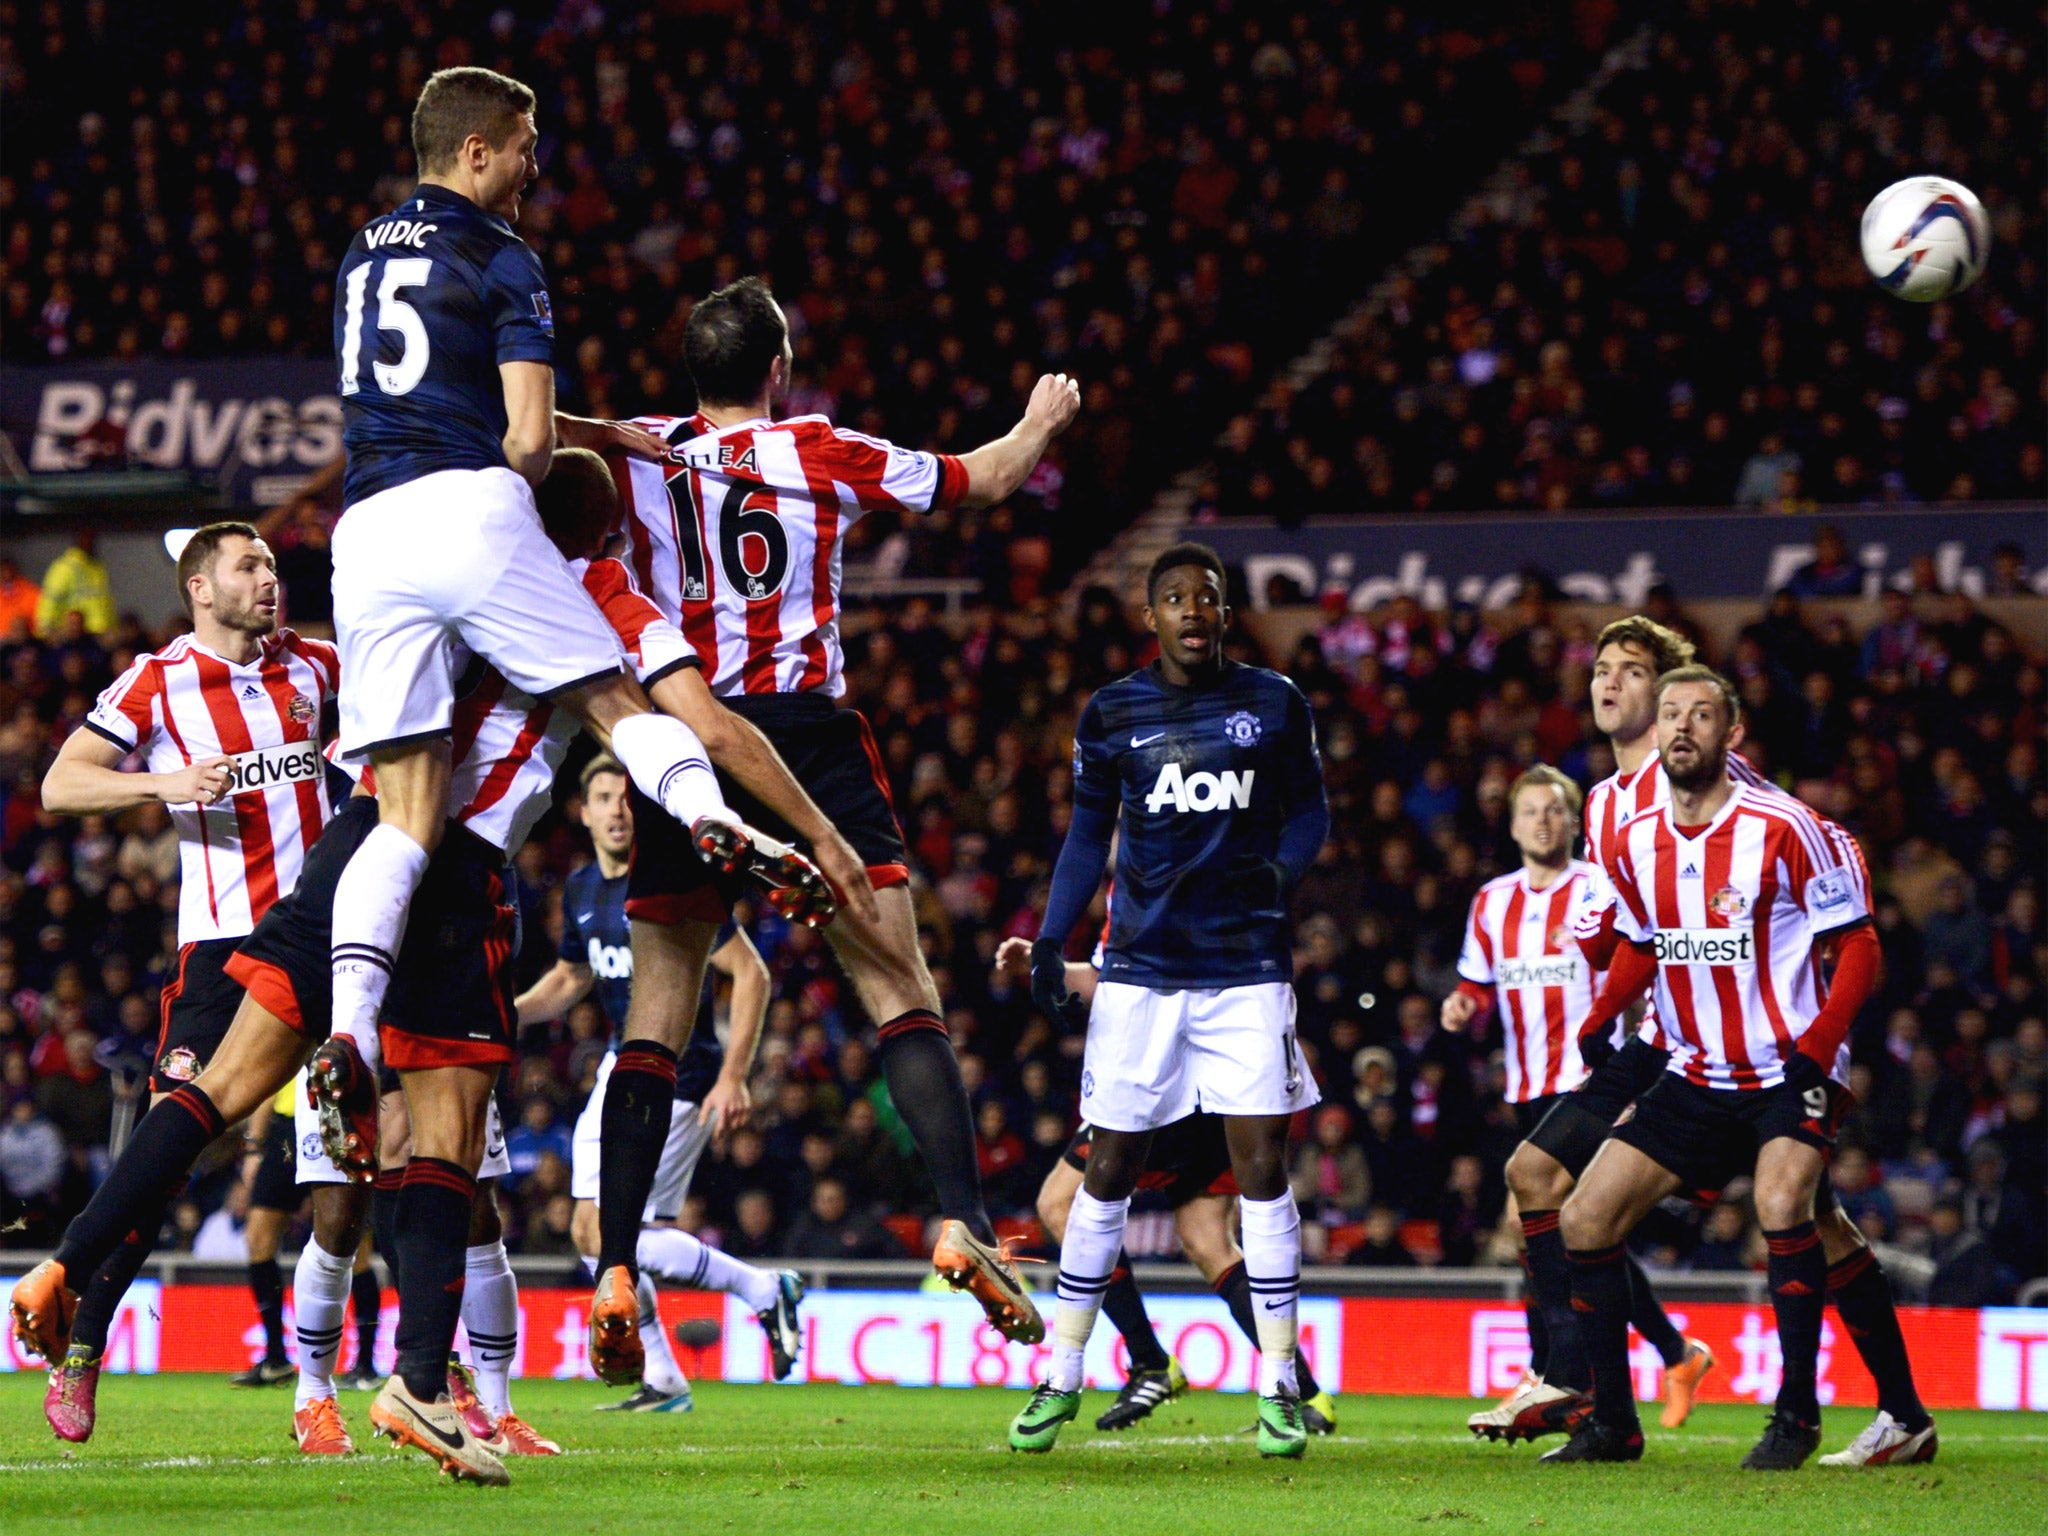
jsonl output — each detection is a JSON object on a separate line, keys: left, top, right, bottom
{"left": 329, "top": 823, "right": 429, "bottom": 1071}
{"left": 1049, "top": 1188, "right": 1130, "bottom": 1393}
{"left": 636, "top": 1271, "right": 690, "bottom": 1398}
{"left": 608, "top": 712, "right": 730, "bottom": 829}
{"left": 462, "top": 1241, "right": 520, "bottom": 1422}
{"left": 292, "top": 1239, "right": 355, "bottom": 1408}
{"left": 1238, "top": 1192, "right": 1301, "bottom": 1396}
{"left": 637, "top": 1224, "right": 780, "bottom": 1313}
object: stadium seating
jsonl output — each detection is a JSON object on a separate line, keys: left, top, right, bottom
{"left": 1198, "top": 1, "right": 2045, "bottom": 520}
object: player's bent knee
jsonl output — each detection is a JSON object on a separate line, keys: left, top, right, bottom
{"left": 1506, "top": 1143, "right": 1571, "bottom": 1208}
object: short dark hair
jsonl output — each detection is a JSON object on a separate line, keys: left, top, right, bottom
{"left": 534, "top": 448, "right": 618, "bottom": 561}
{"left": 1146, "top": 541, "right": 1227, "bottom": 604}
{"left": 1655, "top": 663, "right": 1742, "bottom": 729}
{"left": 411, "top": 67, "right": 536, "bottom": 174}
{"left": 176, "top": 521, "right": 262, "bottom": 618}
{"left": 683, "top": 277, "right": 787, "bottom": 406}
{"left": 1595, "top": 614, "right": 1694, "bottom": 674}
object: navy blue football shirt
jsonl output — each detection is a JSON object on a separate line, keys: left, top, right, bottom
{"left": 558, "top": 862, "right": 730, "bottom": 1102}
{"left": 1069, "top": 659, "right": 1326, "bottom": 988}
{"left": 333, "top": 183, "right": 554, "bottom": 505}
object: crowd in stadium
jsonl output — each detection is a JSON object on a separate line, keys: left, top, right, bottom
{"left": 1196, "top": 2, "right": 2045, "bottom": 521}
{"left": 1, "top": 541, "right": 2041, "bottom": 1302}
{"left": 3, "top": 0, "right": 1610, "bottom": 578}
{"left": 0, "top": 0, "right": 2040, "bottom": 1306}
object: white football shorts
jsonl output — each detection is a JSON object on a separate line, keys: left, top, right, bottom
{"left": 331, "top": 466, "right": 625, "bottom": 759}
{"left": 570, "top": 1048, "right": 712, "bottom": 1222}
{"left": 292, "top": 1067, "right": 510, "bottom": 1184}
{"left": 1079, "top": 980, "right": 1318, "bottom": 1132}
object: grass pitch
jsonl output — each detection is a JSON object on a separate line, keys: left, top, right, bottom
{"left": 0, "top": 1376, "right": 2038, "bottom": 1536}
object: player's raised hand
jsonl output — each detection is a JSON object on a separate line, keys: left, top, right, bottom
{"left": 993, "top": 936, "right": 1033, "bottom": 980}
{"left": 160, "top": 755, "right": 234, "bottom": 806}
{"left": 1440, "top": 988, "right": 1479, "bottom": 1033}
{"left": 1025, "top": 372, "right": 1081, "bottom": 437}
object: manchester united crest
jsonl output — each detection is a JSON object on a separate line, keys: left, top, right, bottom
{"left": 1223, "top": 710, "right": 1261, "bottom": 747}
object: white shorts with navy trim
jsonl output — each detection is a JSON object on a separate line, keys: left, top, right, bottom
{"left": 331, "top": 466, "right": 625, "bottom": 759}
{"left": 292, "top": 1068, "right": 509, "bottom": 1183}
{"left": 1079, "top": 980, "right": 1318, "bottom": 1132}
{"left": 570, "top": 1048, "right": 712, "bottom": 1222}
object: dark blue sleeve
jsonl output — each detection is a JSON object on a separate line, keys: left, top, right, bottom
{"left": 1274, "top": 681, "right": 1329, "bottom": 889}
{"left": 1041, "top": 698, "right": 1117, "bottom": 948}
{"left": 556, "top": 878, "right": 587, "bottom": 965}
{"left": 483, "top": 240, "right": 555, "bottom": 365}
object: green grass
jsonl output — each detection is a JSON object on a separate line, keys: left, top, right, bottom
{"left": 0, "top": 1376, "right": 2039, "bottom": 1535}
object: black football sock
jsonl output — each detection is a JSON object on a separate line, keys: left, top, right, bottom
{"left": 350, "top": 1262, "right": 384, "bottom": 1369}
{"left": 1100, "top": 1251, "right": 1170, "bottom": 1374}
{"left": 371, "top": 1168, "right": 401, "bottom": 1265}
{"left": 1215, "top": 1259, "right": 1321, "bottom": 1399}
{"left": 1521, "top": 1211, "right": 1587, "bottom": 1392}
{"left": 68, "top": 1188, "right": 172, "bottom": 1355}
{"left": 1520, "top": 1253, "right": 1550, "bottom": 1381}
{"left": 1765, "top": 1222, "right": 1827, "bottom": 1425}
{"left": 876, "top": 1012, "right": 993, "bottom": 1243}
{"left": 1568, "top": 1243, "right": 1639, "bottom": 1431}
{"left": 55, "top": 1085, "right": 222, "bottom": 1283}
{"left": 597, "top": 1041, "right": 679, "bottom": 1278}
{"left": 249, "top": 1258, "right": 287, "bottom": 1362}
{"left": 392, "top": 1158, "right": 476, "bottom": 1403}
{"left": 1829, "top": 1247, "right": 1928, "bottom": 1430}
{"left": 1624, "top": 1251, "right": 1687, "bottom": 1368}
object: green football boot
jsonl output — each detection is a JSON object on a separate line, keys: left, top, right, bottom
{"left": 1009, "top": 1382, "right": 1083, "bottom": 1452}
{"left": 1257, "top": 1390, "right": 1309, "bottom": 1458}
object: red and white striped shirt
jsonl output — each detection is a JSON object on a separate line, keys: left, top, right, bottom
{"left": 611, "top": 412, "right": 968, "bottom": 698}
{"left": 450, "top": 558, "right": 688, "bottom": 854}
{"left": 87, "top": 632, "right": 339, "bottom": 943}
{"left": 1605, "top": 782, "right": 1870, "bottom": 1092}
{"left": 342, "top": 558, "right": 689, "bottom": 856}
{"left": 1576, "top": 748, "right": 1769, "bottom": 1047}
{"left": 1457, "top": 860, "right": 1609, "bottom": 1102}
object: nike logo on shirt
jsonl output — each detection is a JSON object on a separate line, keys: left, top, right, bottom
{"left": 1131, "top": 732, "right": 1166, "bottom": 748}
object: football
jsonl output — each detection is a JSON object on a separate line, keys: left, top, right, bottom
{"left": 1860, "top": 174, "right": 1992, "bottom": 301}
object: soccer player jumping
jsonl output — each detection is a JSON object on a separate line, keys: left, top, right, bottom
{"left": 305, "top": 65, "right": 835, "bottom": 1231}
{"left": 1012, "top": 543, "right": 1329, "bottom": 1458}
{"left": 597, "top": 277, "right": 1079, "bottom": 1359}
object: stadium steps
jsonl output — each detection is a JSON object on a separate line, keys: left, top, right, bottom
{"left": 1066, "top": 24, "right": 1657, "bottom": 612}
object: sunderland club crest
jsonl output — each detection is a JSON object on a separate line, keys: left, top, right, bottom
{"left": 1708, "top": 885, "right": 1751, "bottom": 921}
{"left": 286, "top": 691, "right": 316, "bottom": 724}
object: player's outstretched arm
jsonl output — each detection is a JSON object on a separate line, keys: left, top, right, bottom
{"left": 42, "top": 727, "right": 231, "bottom": 813}
{"left": 514, "top": 958, "right": 594, "bottom": 1025}
{"left": 645, "top": 666, "right": 878, "bottom": 924}
{"left": 953, "top": 372, "right": 1081, "bottom": 508}
{"left": 555, "top": 413, "right": 669, "bottom": 463}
